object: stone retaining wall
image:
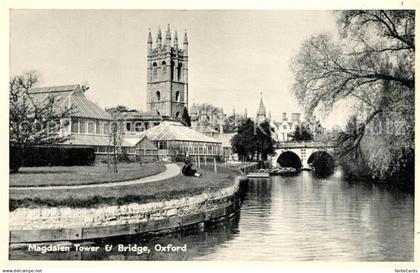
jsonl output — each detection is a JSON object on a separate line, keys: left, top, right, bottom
{"left": 9, "top": 176, "right": 245, "bottom": 243}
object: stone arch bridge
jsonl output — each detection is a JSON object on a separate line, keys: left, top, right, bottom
{"left": 271, "top": 141, "right": 337, "bottom": 169}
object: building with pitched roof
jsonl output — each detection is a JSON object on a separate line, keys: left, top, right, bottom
{"left": 138, "top": 121, "right": 222, "bottom": 161}
{"left": 28, "top": 84, "right": 159, "bottom": 160}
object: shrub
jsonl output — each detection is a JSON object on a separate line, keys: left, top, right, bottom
{"left": 10, "top": 146, "right": 96, "bottom": 168}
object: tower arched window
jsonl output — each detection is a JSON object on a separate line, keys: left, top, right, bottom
{"left": 175, "top": 91, "right": 180, "bottom": 102}
{"left": 171, "top": 61, "right": 175, "bottom": 80}
{"left": 161, "top": 61, "right": 166, "bottom": 75}
{"left": 152, "top": 62, "right": 158, "bottom": 79}
{"left": 156, "top": 91, "right": 161, "bottom": 101}
{"left": 175, "top": 112, "right": 180, "bottom": 118}
{"left": 178, "top": 63, "right": 183, "bottom": 81}
{"left": 134, "top": 122, "right": 143, "bottom": 132}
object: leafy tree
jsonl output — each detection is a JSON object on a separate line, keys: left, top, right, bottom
{"left": 231, "top": 119, "right": 255, "bottom": 161}
{"left": 291, "top": 124, "right": 313, "bottom": 141}
{"left": 291, "top": 10, "right": 414, "bottom": 180}
{"left": 9, "top": 71, "right": 74, "bottom": 172}
{"left": 231, "top": 119, "right": 274, "bottom": 161}
{"left": 254, "top": 121, "right": 275, "bottom": 160}
{"left": 181, "top": 106, "right": 191, "bottom": 127}
{"left": 105, "top": 105, "right": 133, "bottom": 114}
{"left": 223, "top": 114, "right": 247, "bottom": 133}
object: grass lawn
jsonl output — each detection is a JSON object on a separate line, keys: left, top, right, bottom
{"left": 9, "top": 162, "right": 166, "bottom": 187}
{"left": 9, "top": 164, "right": 244, "bottom": 211}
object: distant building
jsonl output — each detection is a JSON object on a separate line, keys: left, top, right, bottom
{"left": 300, "top": 115, "right": 326, "bottom": 141}
{"left": 275, "top": 112, "right": 325, "bottom": 141}
{"left": 213, "top": 133, "right": 236, "bottom": 161}
{"left": 189, "top": 103, "right": 225, "bottom": 132}
{"left": 275, "top": 112, "right": 300, "bottom": 141}
{"left": 138, "top": 121, "right": 223, "bottom": 161}
{"left": 256, "top": 94, "right": 268, "bottom": 125}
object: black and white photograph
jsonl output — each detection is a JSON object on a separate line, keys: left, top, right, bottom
{"left": 4, "top": 4, "right": 416, "bottom": 267}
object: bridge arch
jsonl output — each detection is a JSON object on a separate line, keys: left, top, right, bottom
{"left": 277, "top": 151, "right": 302, "bottom": 169}
{"left": 307, "top": 151, "right": 335, "bottom": 177}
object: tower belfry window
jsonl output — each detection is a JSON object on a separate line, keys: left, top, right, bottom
{"left": 171, "top": 61, "right": 175, "bottom": 80}
{"left": 152, "top": 62, "right": 158, "bottom": 79}
{"left": 162, "top": 61, "right": 167, "bottom": 75}
{"left": 178, "top": 63, "right": 182, "bottom": 81}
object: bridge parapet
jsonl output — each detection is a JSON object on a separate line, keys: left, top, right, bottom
{"left": 275, "top": 140, "right": 336, "bottom": 149}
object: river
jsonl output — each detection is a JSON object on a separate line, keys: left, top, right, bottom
{"left": 9, "top": 169, "right": 414, "bottom": 261}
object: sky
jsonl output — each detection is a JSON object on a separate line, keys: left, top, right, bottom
{"left": 10, "top": 9, "right": 349, "bottom": 128}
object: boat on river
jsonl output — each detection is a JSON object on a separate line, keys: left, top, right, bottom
{"left": 247, "top": 169, "right": 270, "bottom": 178}
{"left": 269, "top": 167, "right": 298, "bottom": 176}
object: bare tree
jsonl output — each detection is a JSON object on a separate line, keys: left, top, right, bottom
{"left": 291, "top": 10, "right": 414, "bottom": 177}
{"left": 9, "top": 71, "right": 74, "bottom": 172}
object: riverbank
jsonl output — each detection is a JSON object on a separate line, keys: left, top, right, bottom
{"left": 10, "top": 163, "right": 242, "bottom": 211}
{"left": 9, "top": 164, "right": 245, "bottom": 243}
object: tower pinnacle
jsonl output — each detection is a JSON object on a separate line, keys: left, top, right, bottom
{"left": 183, "top": 29, "right": 188, "bottom": 44}
{"left": 148, "top": 29, "right": 152, "bottom": 44}
{"left": 165, "top": 24, "right": 171, "bottom": 48}
{"left": 156, "top": 26, "right": 162, "bottom": 48}
{"left": 174, "top": 29, "right": 178, "bottom": 49}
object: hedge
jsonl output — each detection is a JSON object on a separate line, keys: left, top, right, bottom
{"left": 10, "top": 146, "right": 96, "bottom": 167}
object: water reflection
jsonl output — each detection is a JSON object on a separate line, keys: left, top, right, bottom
{"left": 10, "top": 170, "right": 414, "bottom": 261}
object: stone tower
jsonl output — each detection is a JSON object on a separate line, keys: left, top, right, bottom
{"left": 147, "top": 25, "right": 188, "bottom": 118}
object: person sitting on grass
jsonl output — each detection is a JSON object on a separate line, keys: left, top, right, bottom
{"left": 182, "top": 153, "right": 201, "bottom": 177}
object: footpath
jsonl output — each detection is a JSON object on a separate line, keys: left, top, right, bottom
{"left": 10, "top": 163, "right": 181, "bottom": 191}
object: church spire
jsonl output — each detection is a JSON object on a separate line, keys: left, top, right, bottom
{"left": 257, "top": 92, "right": 266, "bottom": 117}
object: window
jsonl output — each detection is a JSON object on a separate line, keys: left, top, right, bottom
{"left": 156, "top": 91, "right": 161, "bottom": 101}
{"left": 96, "top": 120, "right": 101, "bottom": 134}
{"left": 175, "top": 112, "right": 180, "bottom": 118}
{"left": 178, "top": 63, "right": 183, "bottom": 81}
{"left": 79, "top": 119, "right": 86, "bottom": 133}
{"left": 175, "top": 91, "right": 180, "bottom": 102}
{"left": 134, "top": 122, "right": 143, "bottom": 132}
{"left": 126, "top": 122, "right": 131, "bottom": 131}
{"left": 152, "top": 62, "right": 158, "bottom": 79}
{"left": 88, "top": 121, "right": 94, "bottom": 134}
{"left": 161, "top": 61, "right": 166, "bottom": 75}
{"left": 103, "top": 122, "right": 109, "bottom": 134}
{"left": 158, "top": 141, "right": 167, "bottom": 149}
{"left": 171, "top": 61, "right": 175, "bottom": 80}
{"left": 71, "top": 119, "right": 79, "bottom": 133}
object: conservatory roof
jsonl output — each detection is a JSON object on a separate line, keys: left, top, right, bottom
{"left": 140, "top": 121, "right": 222, "bottom": 144}
{"left": 28, "top": 84, "right": 112, "bottom": 120}
{"left": 64, "top": 134, "right": 133, "bottom": 147}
